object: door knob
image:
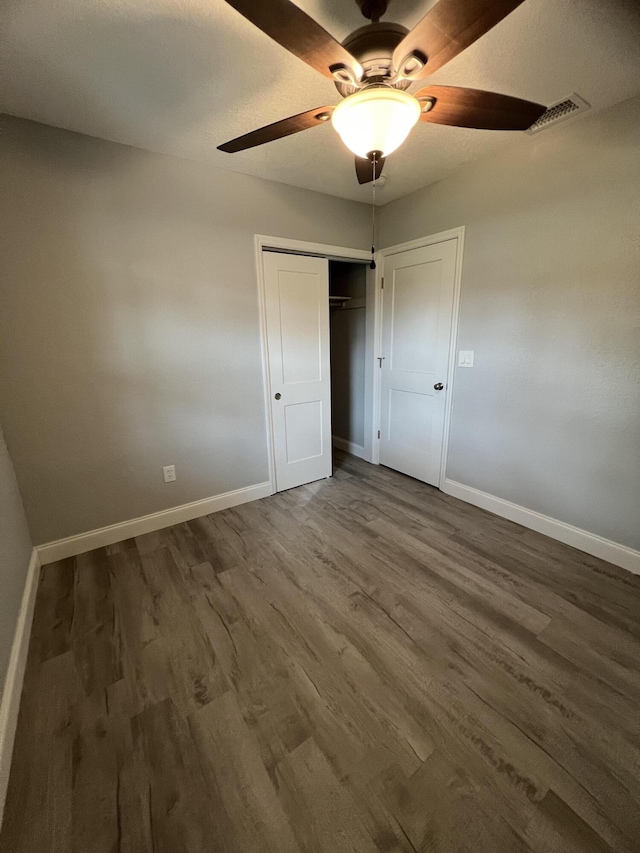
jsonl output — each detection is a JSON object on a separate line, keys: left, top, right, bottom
{"left": 274, "top": 393, "right": 282, "bottom": 400}
{"left": 434, "top": 383, "right": 444, "bottom": 391}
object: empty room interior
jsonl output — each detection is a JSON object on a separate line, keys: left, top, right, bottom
{"left": 1, "top": 0, "right": 640, "bottom": 850}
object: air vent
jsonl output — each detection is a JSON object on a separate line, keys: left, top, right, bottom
{"left": 527, "top": 93, "right": 591, "bottom": 134}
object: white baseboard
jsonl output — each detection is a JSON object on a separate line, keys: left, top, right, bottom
{"left": 442, "top": 479, "right": 640, "bottom": 575}
{"left": 0, "top": 548, "right": 40, "bottom": 826}
{"left": 37, "top": 481, "right": 273, "bottom": 564}
{"left": 332, "top": 436, "right": 366, "bottom": 460}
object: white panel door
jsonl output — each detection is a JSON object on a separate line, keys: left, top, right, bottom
{"left": 379, "top": 239, "right": 457, "bottom": 486}
{"left": 263, "top": 251, "right": 332, "bottom": 492}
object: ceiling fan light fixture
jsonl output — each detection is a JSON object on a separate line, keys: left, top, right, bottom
{"left": 331, "top": 87, "right": 421, "bottom": 158}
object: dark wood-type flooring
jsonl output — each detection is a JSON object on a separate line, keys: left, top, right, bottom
{"left": 3, "top": 452, "right": 640, "bottom": 852}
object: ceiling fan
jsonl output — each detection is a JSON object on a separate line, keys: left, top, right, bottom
{"left": 217, "top": 0, "right": 546, "bottom": 184}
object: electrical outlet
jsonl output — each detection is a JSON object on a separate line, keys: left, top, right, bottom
{"left": 458, "top": 350, "right": 474, "bottom": 367}
{"left": 163, "top": 465, "right": 176, "bottom": 483}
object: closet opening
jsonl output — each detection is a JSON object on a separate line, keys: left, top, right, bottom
{"left": 329, "top": 260, "right": 369, "bottom": 462}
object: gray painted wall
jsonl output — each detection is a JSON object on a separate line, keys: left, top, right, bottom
{"left": 330, "top": 262, "right": 367, "bottom": 448}
{"left": 2, "top": 96, "right": 639, "bottom": 554}
{"left": 0, "top": 116, "right": 370, "bottom": 543}
{"left": 380, "top": 95, "right": 640, "bottom": 550}
{"left": 0, "top": 426, "right": 32, "bottom": 699}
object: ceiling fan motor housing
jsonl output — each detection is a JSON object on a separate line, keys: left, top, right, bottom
{"left": 336, "top": 22, "right": 411, "bottom": 97}
{"left": 355, "top": 0, "right": 389, "bottom": 22}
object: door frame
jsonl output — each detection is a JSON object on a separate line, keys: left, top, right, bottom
{"left": 255, "top": 235, "right": 372, "bottom": 494}
{"left": 373, "top": 227, "right": 465, "bottom": 488}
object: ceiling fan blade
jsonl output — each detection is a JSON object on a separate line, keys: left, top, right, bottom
{"left": 416, "top": 86, "right": 545, "bottom": 130}
{"left": 355, "top": 155, "right": 385, "bottom": 184}
{"left": 218, "top": 106, "right": 335, "bottom": 153}
{"left": 393, "top": 0, "right": 526, "bottom": 79}
{"left": 222, "top": 0, "right": 362, "bottom": 81}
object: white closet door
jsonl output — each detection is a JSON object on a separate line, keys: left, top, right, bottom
{"left": 379, "top": 239, "right": 457, "bottom": 486}
{"left": 263, "top": 252, "right": 332, "bottom": 492}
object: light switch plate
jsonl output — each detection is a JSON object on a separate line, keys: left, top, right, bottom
{"left": 458, "top": 350, "right": 474, "bottom": 367}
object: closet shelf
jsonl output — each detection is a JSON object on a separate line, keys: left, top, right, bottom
{"left": 330, "top": 296, "right": 365, "bottom": 311}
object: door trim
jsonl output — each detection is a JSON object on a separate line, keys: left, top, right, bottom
{"left": 255, "top": 235, "right": 372, "bottom": 494}
{"left": 374, "top": 227, "right": 465, "bottom": 488}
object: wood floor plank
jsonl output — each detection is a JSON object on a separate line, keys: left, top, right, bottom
{"left": 103, "top": 679, "right": 156, "bottom": 853}
{"left": 245, "top": 541, "right": 552, "bottom": 830}
{"left": 185, "top": 516, "right": 231, "bottom": 572}
{"left": 28, "top": 557, "right": 75, "bottom": 664}
{"left": 106, "top": 549, "right": 171, "bottom": 715}
{"left": 239, "top": 676, "right": 311, "bottom": 782}
{"left": 188, "top": 690, "right": 300, "bottom": 853}
{"left": 132, "top": 698, "right": 224, "bottom": 853}
{"left": 134, "top": 547, "right": 230, "bottom": 716}
{"left": 70, "top": 689, "right": 122, "bottom": 853}
{"left": 383, "top": 747, "right": 535, "bottom": 853}
{"left": 3, "top": 450, "right": 640, "bottom": 852}
{"left": 381, "top": 588, "right": 640, "bottom": 847}
{"left": 537, "top": 615, "right": 640, "bottom": 704}
{"left": 221, "top": 555, "right": 431, "bottom": 781}
{"left": 525, "top": 789, "right": 616, "bottom": 853}
{"left": 451, "top": 528, "right": 640, "bottom": 638}
{"left": 71, "top": 549, "right": 122, "bottom": 695}
{"left": 1, "top": 652, "right": 85, "bottom": 853}
{"left": 276, "top": 737, "right": 379, "bottom": 853}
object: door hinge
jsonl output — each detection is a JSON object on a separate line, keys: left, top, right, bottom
{"left": 377, "top": 430, "right": 381, "bottom": 439}
{"left": 381, "top": 278, "right": 384, "bottom": 289}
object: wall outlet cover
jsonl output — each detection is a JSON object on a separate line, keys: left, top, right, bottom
{"left": 163, "top": 465, "right": 176, "bottom": 483}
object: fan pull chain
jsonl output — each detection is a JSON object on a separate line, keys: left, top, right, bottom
{"left": 370, "top": 154, "right": 377, "bottom": 270}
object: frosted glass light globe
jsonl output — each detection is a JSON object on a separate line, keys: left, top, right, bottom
{"left": 331, "top": 88, "right": 421, "bottom": 159}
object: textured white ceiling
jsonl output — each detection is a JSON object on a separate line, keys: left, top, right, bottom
{"left": 2, "top": 0, "right": 640, "bottom": 203}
